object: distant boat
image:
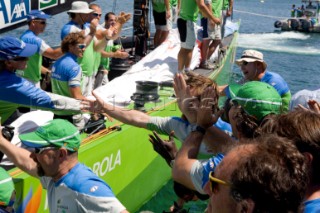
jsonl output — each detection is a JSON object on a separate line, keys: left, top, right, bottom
{"left": 274, "top": 0, "right": 320, "bottom": 33}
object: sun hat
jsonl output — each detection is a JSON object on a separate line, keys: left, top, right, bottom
{"left": 27, "top": 10, "right": 51, "bottom": 21}
{"left": 19, "top": 119, "right": 80, "bottom": 152}
{"left": 68, "top": 1, "right": 94, "bottom": 14}
{"left": 229, "top": 81, "right": 282, "bottom": 121}
{"left": 289, "top": 89, "right": 320, "bottom": 111}
{"left": 0, "top": 36, "right": 37, "bottom": 60}
{"left": 235, "top": 49, "right": 267, "bottom": 70}
{"left": 0, "top": 167, "right": 15, "bottom": 207}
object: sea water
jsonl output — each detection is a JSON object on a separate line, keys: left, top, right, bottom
{"left": 1, "top": 0, "right": 320, "bottom": 212}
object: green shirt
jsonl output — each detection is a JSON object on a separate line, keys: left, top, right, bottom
{"left": 93, "top": 49, "right": 101, "bottom": 75}
{"left": 222, "top": 0, "right": 230, "bottom": 10}
{"left": 211, "top": 0, "right": 223, "bottom": 18}
{"left": 170, "top": 0, "right": 177, "bottom": 6}
{"left": 78, "top": 40, "right": 95, "bottom": 77}
{"left": 16, "top": 53, "right": 42, "bottom": 83}
{"left": 152, "top": 0, "right": 166, "bottom": 13}
{"left": 100, "top": 41, "right": 114, "bottom": 70}
{"left": 180, "top": 0, "right": 199, "bottom": 22}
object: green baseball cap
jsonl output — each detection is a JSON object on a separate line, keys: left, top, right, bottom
{"left": 19, "top": 119, "right": 80, "bottom": 152}
{"left": 0, "top": 167, "right": 15, "bottom": 206}
{"left": 229, "top": 81, "right": 282, "bottom": 121}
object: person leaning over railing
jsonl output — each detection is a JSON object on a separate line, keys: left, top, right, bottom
{"left": 172, "top": 85, "right": 307, "bottom": 212}
{"left": 0, "top": 119, "right": 128, "bottom": 212}
{"left": 0, "top": 36, "right": 96, "bottom": 125}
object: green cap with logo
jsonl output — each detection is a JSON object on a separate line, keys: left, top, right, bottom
{"left": 19, "top": 119, "right": 80, "bottom": 152}
{"left": 229, "top": 81, "right": 282, "bottom": 121}
{"left": 0, "top": 167, "right": 15, "bottom": 206}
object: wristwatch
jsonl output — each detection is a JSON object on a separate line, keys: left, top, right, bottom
{"left": 191, "top": 125, "right": 206, "bottom": 135}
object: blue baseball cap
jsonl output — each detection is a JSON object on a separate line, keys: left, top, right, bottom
{"left": 0, "top": 36, "right": 38, "bottom": 60}
{"left": 27, "top": 10, "right": 51, "bottom": 21}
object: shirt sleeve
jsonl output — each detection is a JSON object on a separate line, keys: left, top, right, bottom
{"left": 75, "top": 194, "right": 126, "bottom": 213}
{"left": 39, "top": 40, "right": 50, "bottom": 55}
{"left": 147, "top": 116, "right": 192, "bottom": 141}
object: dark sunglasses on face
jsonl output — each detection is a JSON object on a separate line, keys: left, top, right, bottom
{"left": 209, "top": 171, "right": 231, "bottom": 193}
{"left": 11, "top": 57, "right": 28, "bottom": 61}
{"left": 78, "top": 44, "right": 86, "bottom": 49}
{"left": 93, "top": 13, "right": 102, "bottom": 17}
{"left": 242, "top": 61, "right": 249, "bottom": 66}
{"left": 33, "top": 20, "right": 46, "bottom": 25}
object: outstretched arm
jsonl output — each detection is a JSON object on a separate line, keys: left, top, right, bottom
{"left": 92, "top": 90, "right": 150, "bottom": 128}
{"left": 105, "top": 12, "right": 131, "bottom": 40}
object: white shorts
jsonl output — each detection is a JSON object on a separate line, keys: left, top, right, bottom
{"left": 202, "top": 18, "right": 221, "bottom": 40}
{"left": 81, "top": 75, "right": 94, "bottom": 97}
{"left": 178, "top": 18, "right": 196, "bottom": 50}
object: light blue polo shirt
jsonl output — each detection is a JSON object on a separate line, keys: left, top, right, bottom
{"left": 51, "top": 53, "right": 82, "bottom": 98}
{"left": 40, "top": 163, "right": 125, "bottom": 212}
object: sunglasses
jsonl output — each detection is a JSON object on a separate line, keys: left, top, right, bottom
{"left": 93, "top": 13, "right": 102, "bottom": 17}
{"left": 78, "top": 44, "right": 86, "bottom": 49}
{"left": 242, "top": 61, "right": 249, "bottom": 66}
{"left": 34, "top": 146, "right": 58, "bottom": 154}
{"left": 11, "top": 57, "right": 28, "bottom": 61}
{"left": 209, "top": 172, "right": 231, "bottom": 193}
{"left": 33, "top": 20, "right": 47, "bottom": 25}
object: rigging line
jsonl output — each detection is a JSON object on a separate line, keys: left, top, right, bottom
{"left": 112, "top": 0, "right": 117, "bottom": 13}
{"left": 234, "top": 9, "right": 287, "bottom": 19}
{"left": 122, "top": 21, "right": 154, "bottom": 32}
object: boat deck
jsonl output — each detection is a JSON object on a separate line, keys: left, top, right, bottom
{"left": 193, "top": 34, "right": 235, "bottom": 77}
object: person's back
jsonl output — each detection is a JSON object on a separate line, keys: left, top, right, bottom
{"left": 260, "top": 70, "right": 291, "bottom": 110}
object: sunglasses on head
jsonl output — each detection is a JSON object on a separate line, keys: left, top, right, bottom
{"left": 11, "top": 57, "right": 28, "bottom": 61}
{"left": 93, "top": 13, "right": 102, "bottom": 17}
{"left": 78, "top": 44, "right": 86, "bottom": 49}
{"left": 209, "top": 171, "right": 231, "bottom": 193}
{"left": 34, "top": 146, "right": 58, "bottom": 154}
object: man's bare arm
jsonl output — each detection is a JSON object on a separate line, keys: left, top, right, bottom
{"left": 0, "top": 133, "right": 39, "bottom": 178}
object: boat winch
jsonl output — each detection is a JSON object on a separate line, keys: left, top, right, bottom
{"left": 131, "top": 81, "right": 160, "bottom": 111}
